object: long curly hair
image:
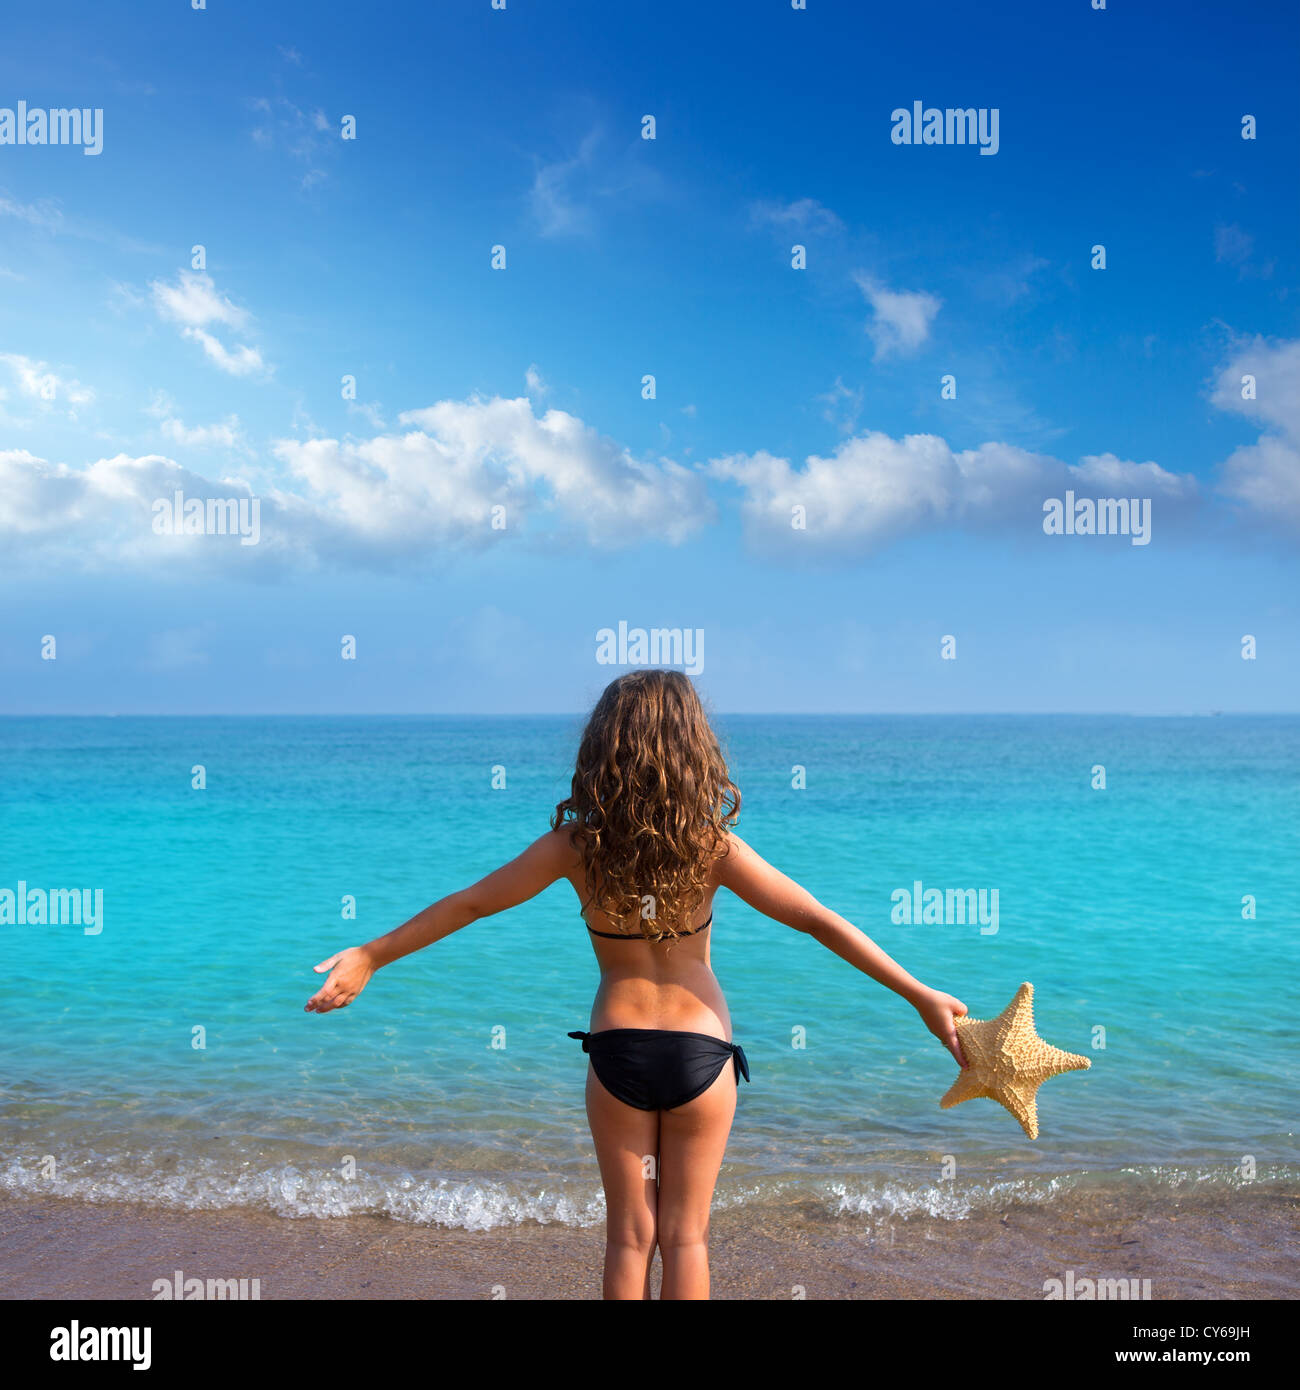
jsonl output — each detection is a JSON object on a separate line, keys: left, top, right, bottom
{"left": 552, "top": 669, "right": 740, "bottom": 939}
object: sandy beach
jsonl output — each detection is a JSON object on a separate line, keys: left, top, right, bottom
{"left": 3, "top": 1187, "right": 1294, "bottom": 1301}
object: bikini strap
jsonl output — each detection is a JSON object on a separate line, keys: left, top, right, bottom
{"left": 584, "top": 913, "right": 713, "bottom": 941}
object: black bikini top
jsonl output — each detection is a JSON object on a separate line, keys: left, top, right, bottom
{"left": 584, "top": 912, "right": 712, "bottom": 941}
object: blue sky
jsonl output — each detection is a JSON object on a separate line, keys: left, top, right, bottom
{"left": 1, "top": 0, "right": 1297, "bottom": 714}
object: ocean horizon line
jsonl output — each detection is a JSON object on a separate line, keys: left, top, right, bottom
{"left": 2, "top": 709, "right": 1296, "bottom": 720}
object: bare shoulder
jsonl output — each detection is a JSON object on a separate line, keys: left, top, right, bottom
{"left": 712, "top": 830, "right": 824, "bottom": 929}
{"left": 714, "top": 830, "right": 759, "bottom": 884}
{"left": 539, "top": 823, "right": 583, "bottom": 871}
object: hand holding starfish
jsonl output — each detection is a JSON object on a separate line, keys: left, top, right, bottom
{"left": 915, "top": 988, "right": 969, "bottom": 1067}
{"left": 940, "top": 982, "right": 1091, "bottom": 1140}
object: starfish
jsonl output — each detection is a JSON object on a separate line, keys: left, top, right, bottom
{"left": 940, "top": 982, "right": 1090, "bottom": 1140}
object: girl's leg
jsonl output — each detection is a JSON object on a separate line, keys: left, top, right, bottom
{"left": 585, "top": 1065, "right": 661, "bottom": 1300}
{"left": 656, "top": 1062, "right": 737, "bottom": 1300}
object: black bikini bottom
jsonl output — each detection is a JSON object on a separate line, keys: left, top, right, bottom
{"left": 568, "top": 1028, "right": 750, "bottom": 1111}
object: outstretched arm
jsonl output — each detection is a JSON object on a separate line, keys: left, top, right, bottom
{"left": 718, "top": 833, "right": 968, "bottom": 1065}
{"left": 305, "top": 829, "right": 572, "bottom": 1014}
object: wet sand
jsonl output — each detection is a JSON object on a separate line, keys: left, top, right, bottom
{"left": 2, "top": 1187, "right": 1295, "bottom": 1299}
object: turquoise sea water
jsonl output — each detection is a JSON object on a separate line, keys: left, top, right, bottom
{"left": 1, "top": 715, "right": 1296, "bottom": 1229}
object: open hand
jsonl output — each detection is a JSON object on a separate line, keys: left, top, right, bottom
{"left": 915, "top": 988, "right": 968, "bottom": 1067}
{"left": 305, "top": 945, "right": 376, "bottom": 1014}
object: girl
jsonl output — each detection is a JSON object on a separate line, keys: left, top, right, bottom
{"left": 305, "top": 669, "right": 967, "bottom": 1300}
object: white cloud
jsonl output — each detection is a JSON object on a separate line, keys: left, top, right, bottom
{"left": 0, "top": 450, "right": 232, "bottom": 561}
{"left": 530, "top": 131, "right": 601, "bottom": 237}
{"left": 749, "top": 198, "right": 843, "bottom": 234}
{"left": 346, "top": 399, "right": 386, "bottom": 431}
{"left": 0, "top": 189, "right": 163, "bottom": 255}
{"left": 527, "top": 127, "right": 663, "bottom": 238}
{"left": 0, "top": 192, "right": 64, "bottom": 232}
{"left": 106, "top": 280, "right": 147, "bottom": 313}
{"left": 150, "top": 270, "right": 248, "bottom": 330}
{"left": 525, "top": 364, "right": 548, "bottom": 397}
{"left": 11, "top": 360, "right": 1290, "bottom": 574}
{"left": 1214, "top": 224, "right": 1252, "bottom": 267}
{"left": 0, "top": 394, "right": 713, "bottom": 572}
{"left": 851, "top": 272, "right": 942, "bottom": 359}
{"left": 0, "top": 352, "right": 94, "bottom": 411}
{"left": 1214, "top": 223, "right": 1273, "bottom": 280}
{"left": 158, "top": 415, "right": 243, "bottom": 450}
{"left": 387, "top": 395, "right": 712, "bottom": 546}
{"left": 710, "top": 430, "right": 1197, "bottom": 555}
{"left": 976, "top": 253, "right": 1051, "bottom": 305}
{"left": 1212, "top": 336, "right": 1300, "bottom": 526}
{"left": 247, "top": 95, "right": 334, "bottom": 183}
{"left": 1220, "top": 434, "right": 1300, "bottom": 524}
{"left": 148, "top": 270, "right": 267, "bottom": 377}
{"left": 1210, "top": 335, "right": 1300, "bottom": 441}
{"left": 816, "top": 376, "right": 863, "bottom": 434}
{"left": 182, "top": 327, "right": 266, "bottom": 377}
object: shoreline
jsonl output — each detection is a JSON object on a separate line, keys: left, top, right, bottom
{"left": 3, "top": 1187, "right": 1294, "bottom": 1300}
